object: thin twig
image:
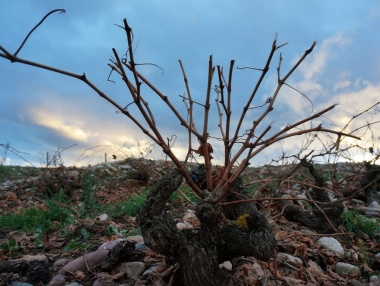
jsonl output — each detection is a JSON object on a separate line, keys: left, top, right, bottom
{"left": 14, "top": 9, "right": 66, "bottom": 56}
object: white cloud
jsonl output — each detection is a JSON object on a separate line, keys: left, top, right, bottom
{"left": 278, "top": 34, "right": 352, "bottom": 117}
{"left": 333, "top": 80, "right": 351, "bottom": 91}
{"left": 327, "top": 82, "right": 380, "bottom": 134}
{"left": 30, "top": 110, "right": 95, "bottom": 142}
{"left": 298, "top": 33, "right": 351, "bottom": 81}
{"left": 277, "top": 81, "right": 380, "bottom": 163}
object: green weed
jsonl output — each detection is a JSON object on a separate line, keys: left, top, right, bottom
{"left": 0, "top": 189, "right": 75, "bottom": 233}
{"left": 79, "top": 172, "right": 100, "bottom": 216}
{"left": 62, "top": 227, "right": 93, "bottom": 252}
{"left": 341, "top": 210, "right": 380, "bottom": 240}
{"left": 103, "top": 188, "right": 149, "bottom": 217}
{"left": 0, "top": 165, "right": 41, "bottom": 181}
{"left": 0, "top": 239, "right": 22, "bottom": 258}
{"left": 0, "top": 168, "right": 150, "bottom": 255}
{"left": 171, "top": 185, "right": 200, "bottom": 204}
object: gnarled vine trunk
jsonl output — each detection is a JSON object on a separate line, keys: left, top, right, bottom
{"left": 281, "top": 162, "right": 344, "bottom": 233}
{"left": 136, "top": 168, "right": 276, "bottom": 286}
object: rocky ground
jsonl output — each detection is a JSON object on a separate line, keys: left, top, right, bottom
{"left": 0, "top": 159, "right": 379, "bottom": 285}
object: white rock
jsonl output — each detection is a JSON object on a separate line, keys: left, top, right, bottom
{"left": 106, "top": 163, "right": 119, "bottom": 172}
{"left": 328, "top": 191, "right": 336, "bottom": 201}
{"left": 276, "top": 252, "right": 303, "bottom": 267}
{"left": 219, "top": 261, "right": 232, "bottom": 271}
{"left": 96, "top": 214, "right": 108, "bottom": 221}
{"left": 335, "top": 262, "right": 360, "bottom": 276}
{"left": 97, "top": 239, "right": 122, "bottom": 250}
{"left": 325, "top": 181, "right": 333, "bottom": 186}
{"left": 176, "top": 222, "right": 193, "bottom": 230}
{"left": 293, "top": 183, "right": 301, "bottom": 191}
{"left": 119, "top": 164, "right": 132, "bottom": 170}
{"left": 296, "top": 193, "right": 307, "bottom": 199}
{"left": 368, "top": 201, "right": 380, "bottom": 209}
{"left": 317, "top": 237, "right": 345, "bottom": 258}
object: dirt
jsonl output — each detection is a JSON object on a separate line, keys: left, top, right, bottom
{"left": 0, "top": 161, "right": 379, "bottom": 285}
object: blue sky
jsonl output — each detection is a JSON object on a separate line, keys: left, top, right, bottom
{"left": 1, "top": 1, "right": 380, "bottom": 166}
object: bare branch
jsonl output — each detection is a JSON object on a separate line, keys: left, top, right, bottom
{"left": 14, "top": 9, "right": 66, "bottom": 56}
{"left": 231, "top": 39, "right": 277, "bottom": 148}
{"left": 283, "top": 82, "right": 314, "bottom": 113}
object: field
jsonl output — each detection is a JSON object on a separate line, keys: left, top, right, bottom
{"left": 0, "top": 159, "right": 379, "bottom": 285}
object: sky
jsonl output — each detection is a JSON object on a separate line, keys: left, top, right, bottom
{"left": 1, "top": 1, "right": 380, "bottom": 167}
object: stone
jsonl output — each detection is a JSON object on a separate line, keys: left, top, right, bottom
{"left": 105, "top": 163, "right": 119, "bottom": 172}
{"left": 176, "top": 222, "right": 193, "bottom": 230}
{"left": 48, "top": 274, "right": 66, "bottom": 286}
{"left": 143, "top": 262, "right": 165, "bottom": 277}
{"left": 335, "top": 262, "right": 360, "bottom": 277}
{"left": 300, "top": 228, "right": 317, "bottom": 235}
{"left": 368, "top": 201, "right": 380, "bottom": 209}
{"left": 96, "top": 214, "right": 108, "bottom": 221}
{"left": 317, "top": 237, "right": 345, "bottom": 258}
{"left": 115, "top": 261, "right": 145, "bottom": 279}
{"left": 126, "top": 235, "right": 144, "bottom": 243}
{"left": 92, "top": 279, "right": 117, "bottom": 286}
{"left": 97, "top": 239, "right": 122, "bottom": 251}
{"left": 219, "top": 261, "right": 233, "bottom": 271}
{"left": 67, "top": 170, "right": 80, "bottom": 179}
{"left": 10, "top": 282, "right": 33, "bottom": 286}
{"left": 293, "top": 183, "right": 301, "bottom": 191}
{"left": 325, "top": 180, "right": 333, "bottom": 186}
{"left": 135, "top": 242, "right": 150, "bottom": 251}
{"left": 276, "top": 252, "right": 303, "bottom": 267}
{"left": 53, "top": 258, "right": 69, "bottom": 269}
{"left": 370, "top": 275, "right": 379, "bottom": 282}
{"left": 119, "top": 164, "right": 132, "bottom": 170}
{"left": 296, "top": 193, "right": 307, "bottom": 199}
{"left": 351, "top": 279, "right": 363, "bottom": 286}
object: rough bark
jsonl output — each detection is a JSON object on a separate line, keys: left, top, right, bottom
{"left": 360, "top": 162, "right": 380, "bottom": 204}
{"left": 137, "top": 167, "right": 276, "bottom": 286}
{"left": 219, "top": 176, "right": 276, "bottom": 262}
{"left": 282, "top": 162, "right": 344, "bottom": 233}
